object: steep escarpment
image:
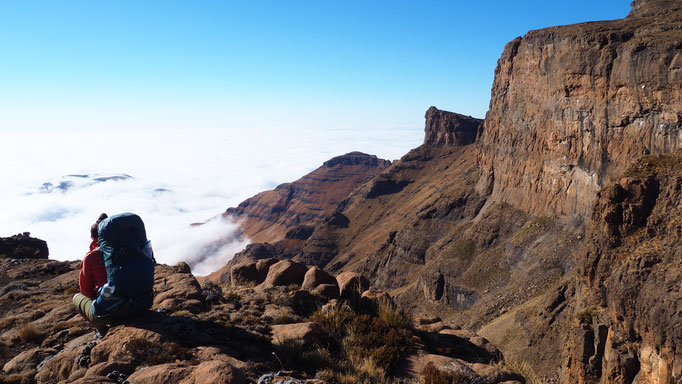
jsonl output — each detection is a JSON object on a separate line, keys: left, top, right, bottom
{"left": 224, "top": 152, "right": 390, "bottom": 244}
{"left": 561, "top": 151, "right": 682, "bottom": 384}
{"left": 477, "top": 0, "right": 682, "bottom": 217}
{"left": 210, "top": 3, "right": 682, "bottom": 382}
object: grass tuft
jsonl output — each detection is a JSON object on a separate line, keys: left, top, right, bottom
{"left": 17, "top": 324, "right": 43, "bottom": 342}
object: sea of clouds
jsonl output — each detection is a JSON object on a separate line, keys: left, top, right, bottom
{"left": 0, "top": 126, "right": 422, "bottom": 275}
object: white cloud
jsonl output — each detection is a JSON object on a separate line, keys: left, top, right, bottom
{"left": 0, "top": 126, "right": 422, "bottom": 275}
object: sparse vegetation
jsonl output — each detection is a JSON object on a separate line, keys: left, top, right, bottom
{"left": 576, "top": 306, "right": 600, "bottom": 323}
{"left": 305, "top": 299, "right": 414, "bottom": 383}
{"left": 421, "top": 362, "right": 470, "bottom": 384}
{"left": 124, "top": 338, "right": 196, "bottom": 366}
{"left": 504, "top": 359, "right": 538, "bottom": 383}
{"left": 17, "top": 324, "right": 43, "bottom": 342}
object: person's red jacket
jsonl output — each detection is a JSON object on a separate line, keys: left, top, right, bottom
{"left": 79, "top": 240, "right": 108, "bottom": 299}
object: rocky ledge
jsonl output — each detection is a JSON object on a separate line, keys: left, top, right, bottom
{"left": 0, "top": 239, "right": 528, "bottom": 384}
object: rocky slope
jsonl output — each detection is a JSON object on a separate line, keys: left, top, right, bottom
{"left": 224, "top": 152, "right": 391, "bottom": 244}
{"left": 0, "top": 237, "right": 523, "bottom": 384}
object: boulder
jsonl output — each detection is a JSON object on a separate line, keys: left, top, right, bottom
{"left": 256, "top": 258, "right": 279, "bottom": 280}
{"left": 261, "top": 260, "right": 308, "bottom": 288}
{"left": 154, "top": 265, "right": 204, "bottom": 313}
{"left": 439, "top": 329, "right": 502, "bottom": 362}
{"left": 336, "top": 272, "right": 370, "bottom": 302}
{"left": 3, "top": 347, "right": 57, "bottom": 373}
{"left": 230, "top": 261, "right": 260, "bottom": 286}
{"left": 311, "top": 283, "right": 340, "bottom": 300}
{"left": 126, "top": 360, "right": 245, "bottom": 384}
{"left": 360, "top": 288, "right": 392, "bottom": 313}
{"left": 301, "top": 266, "right": 337, "bottom": 291}
{"left": 469, "top": 363, "right": 526, "bottom": 384}
{"left": 175, "top": 262, "right": 192, "bottom": 274}
{"left": 415, "top": 315, "right": 442, "bottom": 325}
{"left": 270, "top": 322, "right": 322, "bottom": 345}
{"left": 83, "top": 361, "right": 135, "bottom": 378}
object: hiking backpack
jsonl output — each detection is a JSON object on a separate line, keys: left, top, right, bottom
{"left": 97, "top": 213, "right": 155, "bottom": 301}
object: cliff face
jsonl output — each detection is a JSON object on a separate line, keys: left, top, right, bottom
{"left": 477, "top": 0, "right": 682, "bottom": 217}
{"left": 224, "top": 152, "right": 390, "bottom": 243}
{"left": 562, "top": 152, "right": 682, "bottom": 384}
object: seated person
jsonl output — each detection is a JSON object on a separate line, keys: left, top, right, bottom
{"left": 73, "top": 213, "right": 109, "bottom": 327}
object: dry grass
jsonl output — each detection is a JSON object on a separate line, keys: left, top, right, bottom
{"left": 0, "top": 370, "right": 37, "bottom": 384}
{"left": 124, "top": 338, "right": 196, "bottom": 365}
{"left": 17, "top": 323, "right": 43, "bottom": 342}
{"left": 307, "top": 299, "right": 413, "bottom": 383}
{"left": 420, "top": 362, "right": 470, "bottom": 384}
{"left": 504, "top": 360, "right": 538, "bottom": 383}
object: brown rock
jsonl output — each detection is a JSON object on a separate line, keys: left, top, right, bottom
{"left": 261, "top": 260, "right": 308, "bottom": 288}
{"left": 414, "top": 315, "right": 442, "bottom": 325}
{"left": 469, "top": 363, "right": 526, "bottom": 384}
{"left": 230, "top": 261, "right": 260, "bottom": 286}
{"left": 0, "top": 233, "right": 49, "bottom": 259}
{"left": 83, "top": 361, "right": 135, "bottom": 378}
{"left": 301, "top": 266, "right": 336, "bottom": 291}
{"left": 3, "top": 347, "right": 57, "bottom": 373}
{"left": 90, "top": 327, "right": 163, "bottom": 365}
{"left": 154, "top": 264, "right": 204, "bottom": 313}
{"left": 175, "top": 261, "right": 192, "bottom": 274}
{"left": 126, "top": 360, "right": 245, "bottom": 384}
{"left": 439, "top": 329, "right": 502, "bottom": 362}
{"left": 270, "top": 322, "right": 322, "bottom": 345}
{"left": 424, "top": 106, "right": 482, "bottom": 148}
{"left": 256, "top": 258, "right": 279, "bottom": 279}
{"left": 336, "top": 272, "right": 370, "bottom": 302}
{"left": 35, "top": 346, "right": 85, "bottom": 383}
{"left": 477, "top": 1, "right": 682, "bottom": 218}
{"left": 311, "top": 283, "right": 340, "bottom": 300}
{"left": 360, "top": 288, "right": 392, "bottom": 313}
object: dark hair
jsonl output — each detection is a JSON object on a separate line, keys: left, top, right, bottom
{"left": 90, "top": 213, "right": 108, "bottom": 239}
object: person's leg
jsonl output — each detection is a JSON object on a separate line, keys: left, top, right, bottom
{"left": 73, "top": 293, "right": 108, "bottom": 327}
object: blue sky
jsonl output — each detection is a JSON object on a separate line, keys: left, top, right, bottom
{"left": 0, "top": 1, "right": 631, "bottom": 132}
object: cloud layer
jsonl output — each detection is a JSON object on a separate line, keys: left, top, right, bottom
{"left": 0, "top": 126, "right": 422, "bottom": 275}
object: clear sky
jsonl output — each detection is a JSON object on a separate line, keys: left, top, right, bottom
{"left": 0, "top": 0, "right": 632, "bottom": 133}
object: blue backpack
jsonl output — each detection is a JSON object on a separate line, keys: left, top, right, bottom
{"left": 93, "top": 213, "right": 155, "bottom": 317}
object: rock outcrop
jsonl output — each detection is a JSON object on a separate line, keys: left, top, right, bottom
{"left": 424, "top": 106, "right": 482, "bottom": 148}
{"left": 477, "top": 0, "right": 682, "bottom": 217}
{"left": 224, "top": 152, "right": 391, "bottom": 244}
{"left": 0, "top": 233, "right": 49, "bottom": 259}
{"left": 561, "top": 152, "right": 682, "bottom": 384}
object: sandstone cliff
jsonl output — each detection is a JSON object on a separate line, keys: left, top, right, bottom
{"left": 477, "top": 0, "right": 682, "bottom": 217}
{"left": 224, "top": 152, "right": 390, "bottom": 244}
{"left": 561, "top": 151, "right": 682, "bottom": 384}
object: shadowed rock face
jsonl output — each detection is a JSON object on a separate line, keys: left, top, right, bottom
{"left": 477, "top": 0, "right": 682, "bottom": 217}
{"left": 0, "top": 233, "right": 48, "bottom": 260}
{"left": 224, "top": 152, "right": 391, "bottom": 244}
